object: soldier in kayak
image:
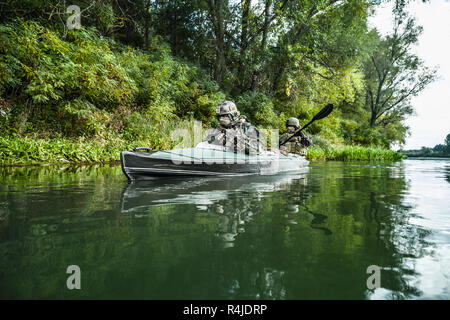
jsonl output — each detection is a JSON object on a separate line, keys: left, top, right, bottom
{"left": 206, "top": 101, "right": 264, "bottom": 154}
{"left": 279, "top": 117, "right": 312, "bottom": 156}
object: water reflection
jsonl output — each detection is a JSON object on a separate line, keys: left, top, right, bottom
{"left": 0, "top": 161, "right": 449, "bottom": 299}
{"left": 444, "top": 165, "right": 450, "bottom": 184}
{"left": 120, "top": 171, "right": 311, "bottom": 248}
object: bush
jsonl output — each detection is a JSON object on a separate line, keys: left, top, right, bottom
{"left": 0, "top": 20, "right": 224, "bottom": 138}
{"left": 235, "top": 91, "right": 278, "bottom": 128}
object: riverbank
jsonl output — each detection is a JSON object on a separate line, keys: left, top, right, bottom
{"left": 401, "top": 153, "right": 450, "bottom": 159}
{"left": 0, "top": 134, "right": 405, "bottom": 165}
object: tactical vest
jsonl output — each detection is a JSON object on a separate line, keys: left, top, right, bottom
{"left": 280, "top": 133, "right": 310, "bottom": 156}
{"left": 206, "top": 119, "right": 264, "bottom": 154}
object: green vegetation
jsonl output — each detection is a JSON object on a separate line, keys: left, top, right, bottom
{"left": 0, "top": 1, "right": 435, "bottom": 165}
{"left": 401, "top": 133, "right": 450, "bottom": 158}
{"left": 0, "top": 20, "right": 222, "bottom": 164}
{"left": 307, "top": 145, "right": 406, "bottom": 161}
{"left": 0, "top": 119, "right": 199, "bottom": 165}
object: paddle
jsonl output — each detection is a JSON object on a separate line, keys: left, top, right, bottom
{"left": 279, "top": 103, "right": 334, "bottom": 147}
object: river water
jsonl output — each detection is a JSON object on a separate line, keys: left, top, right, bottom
{"left": 0, "top": 159, "right": 449, "bottom": 299}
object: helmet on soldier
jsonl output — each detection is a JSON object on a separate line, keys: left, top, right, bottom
{"left": 286, "top": 117, "right": 300, "bottom": 134}
{"left": 216, "top": 101, "right": 240, "bottom": 127}
{"left": 286, "top": 117, "right": 300, "bottom": 129}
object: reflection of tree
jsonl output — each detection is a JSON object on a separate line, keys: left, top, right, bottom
{"left": 301, "top": 163, "right": 429, "bottom": 299}
{"left": 272, "top": 177, "right": 333, "bottom": 235}
{"left": 302, "top": 206, "right": 332, "bottom": 236}
{"left": 0, "top": 163, "right": 436, "bottom": 299}
{"left": 209, "top": 162, "right": 432, "bottom": 299}
{"left": 445, "top": 166, "right": 450, "bottom": 184}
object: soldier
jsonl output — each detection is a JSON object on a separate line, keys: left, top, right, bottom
{"left": 279, "top": 117, "right": 312, "bottom": 156}
{"left": 206, "top": 101, "right": 264, "bottom": 154}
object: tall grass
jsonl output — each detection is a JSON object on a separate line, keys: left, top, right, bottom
{"left": 2, "top": 138, "right": 406, "bottom": 165}
{"left": 0, "top": 118, "right": 198, "bottom": 165}
{"left": 0, "top": 135, "right": 126, "bottom": 165}
{"left": 306, "top": 145, "right": 406, "bottom": 161}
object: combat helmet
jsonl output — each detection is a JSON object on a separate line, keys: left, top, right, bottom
{"left": 286, "top": 117, "right": 300, "bottom": 129}
{"left": 216, "top": 101, "right": 240, "bottom": 123}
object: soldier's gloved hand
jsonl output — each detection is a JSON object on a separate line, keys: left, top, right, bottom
{"left": 301, "top": 136, "right": 312, "bottom": 147}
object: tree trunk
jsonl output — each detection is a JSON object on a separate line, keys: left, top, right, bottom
{"left": 370, "top": 112, "right": 377, "bottom": 127}
{"left": 144, "top": 0, "right": 151, "bottom": 48}
{"left": 238, "top": 0, "right": 251, "bottom": 90}
{"left": 261, "top": 0, "right": 271, "bottom": 50}
{"left": 172, "top": 0, "right": 178, "bottom": 55}
{"left": 212, "top": 0, "right": 226, "bottom": 83}
{"left": 271, "top": 60, "right": 286, "bottom": 93}
{"left": 252, "top": 0, "right": 271, "bottom": 92}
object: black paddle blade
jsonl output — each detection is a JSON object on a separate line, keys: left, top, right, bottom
{"left": 312, "top": 103, "right": 333, "bottom": 121}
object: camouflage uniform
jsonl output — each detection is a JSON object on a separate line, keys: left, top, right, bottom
{"left": 206, "top": 115, "right": 265, "bottom": 155}
{"left": 280, "top": 131, "right": 312, "bottom": 156}
{"left": 206, "top": 101, "right": 264, "bottom": 155}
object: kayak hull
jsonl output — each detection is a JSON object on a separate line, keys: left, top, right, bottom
{"left": 120, "top": 146, "right": 308, "bottom": 180}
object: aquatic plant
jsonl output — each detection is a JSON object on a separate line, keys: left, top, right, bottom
{"left": 307, "top": 145, "right": 406, "bottom": 161}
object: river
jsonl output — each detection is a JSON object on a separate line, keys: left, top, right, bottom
{"left": 0, "top": 159, "right": 449, "bottom": 299}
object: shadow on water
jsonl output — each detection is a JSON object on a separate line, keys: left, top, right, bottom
{"left": 0, "top": 162, "right": 440, "bottom": 299}
{"left": 300, "top": 205, "right": 332, "bottom": 236}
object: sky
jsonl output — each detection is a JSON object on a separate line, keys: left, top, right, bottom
{"left": 368, "top": 0, "right": 450, "bottom": 150}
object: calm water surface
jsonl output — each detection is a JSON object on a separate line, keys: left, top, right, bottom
{"left": 0, "top": 159, "right": 449, "bottom": 299}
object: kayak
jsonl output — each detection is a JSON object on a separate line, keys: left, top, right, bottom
{"left": 120, "top": 141, "right": 308, "bottom": 180}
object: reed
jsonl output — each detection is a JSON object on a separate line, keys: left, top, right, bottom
{"left": 307, "top": 145, "right": 406, "bottom": 161}
{"left": 0, "top": 118, "right": 196, "bottom": 165}
{"left": 1, "top": 132, "right": 406, "bottom": 165}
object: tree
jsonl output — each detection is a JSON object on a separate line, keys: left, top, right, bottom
{"left": 421, "top": 146, "right": 431, "bottom": 155}
{"left": 433, "top": 144, "right": 444, "bottom": 153}
{"left": 445, "top": 133, "right": 450, "bottom": 154}
{"left": 362, "top": 2, "right": 436, "bottom": 131}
